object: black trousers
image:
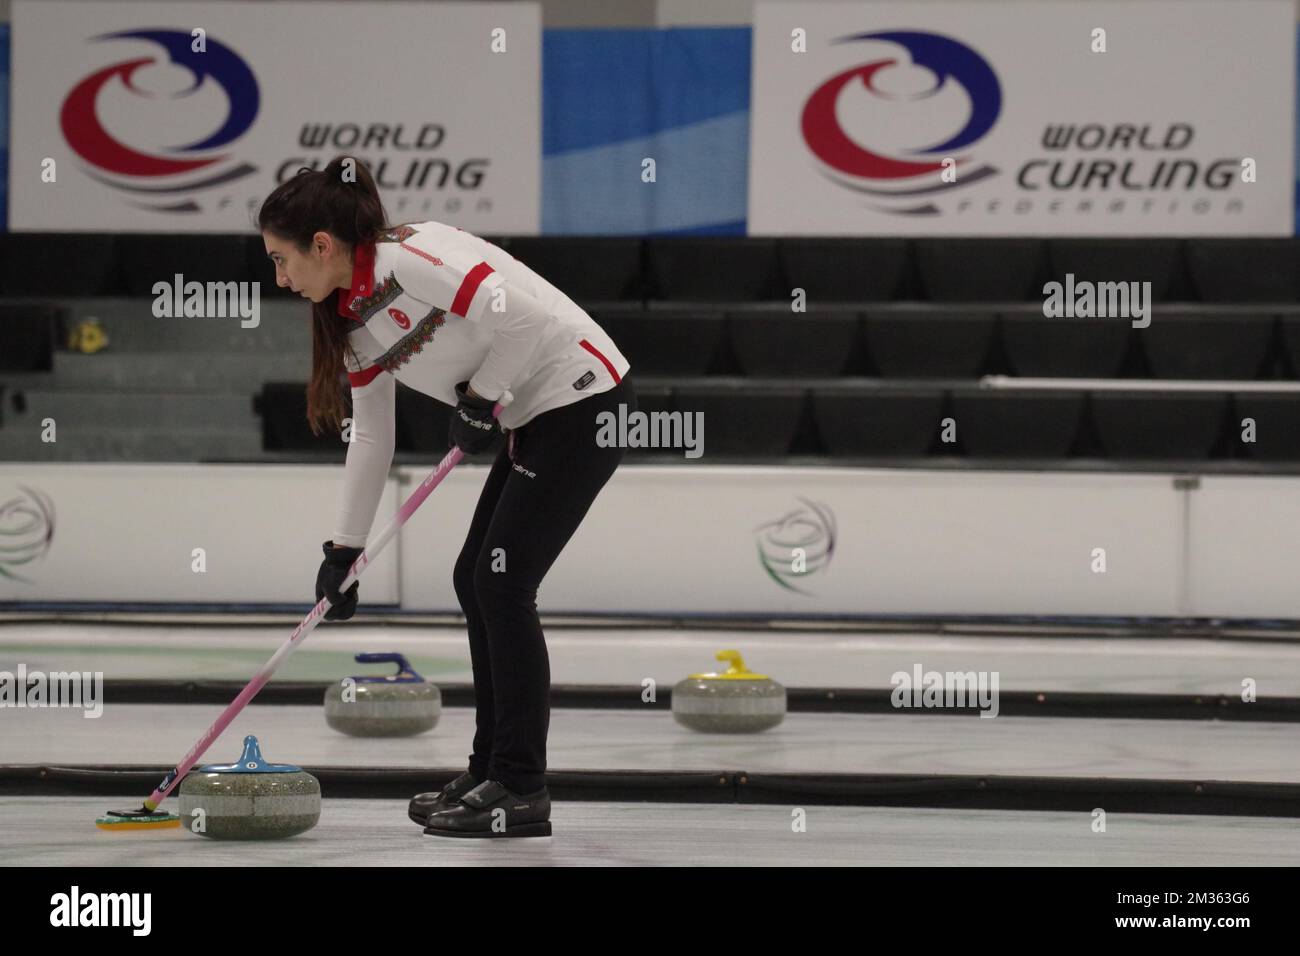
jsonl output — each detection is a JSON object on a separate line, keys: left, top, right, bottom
{"left": 452, "top": 374, "right": 636, "bottom": 793}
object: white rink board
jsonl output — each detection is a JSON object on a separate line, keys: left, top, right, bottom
{"left": 2, "top": 462, "right": 1294, "bottom": 619}
{"left": 0, "top": 464, "right": 401, "bottom": 604}
{"left": 1188, "top": 477, "right": 1300, "bottom": 619}
{"left": 397, "top": 465, "right": 1182, "bottom": 616}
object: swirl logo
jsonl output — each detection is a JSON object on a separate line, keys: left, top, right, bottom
{"left": 800, "top": 30, "right": 1002, "bottom": 212}
{"left": 754, "top": 498, "right": 837, "bottom": 595}
{"left": 60, "top": 29, "right": 260, "bottom": 211}
{"left": 0, "top": 486, "right": 56, "bottom": 584}
{"left": 388, "top": 308, "right": 411, "bottom": 330}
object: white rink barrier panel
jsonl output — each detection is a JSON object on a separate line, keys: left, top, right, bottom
{"left": 6, "top": 463, "right": 1296, "bottom": 619}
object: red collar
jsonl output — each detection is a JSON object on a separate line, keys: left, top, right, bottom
{"left": 337, "top": 240, "right": 377, "bottom": 319}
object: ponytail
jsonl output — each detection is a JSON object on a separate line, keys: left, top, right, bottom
{"left": 256, "top": 156, "right": 389, "bottom": 435}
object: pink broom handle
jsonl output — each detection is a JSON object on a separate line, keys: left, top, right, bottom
{"left": 139, "top": 403, "right": 505, "bottom": 812}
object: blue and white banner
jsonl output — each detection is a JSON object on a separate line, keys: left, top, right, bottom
{"left": 4, "top": 6, "right": 1297, "bottom": 236}
{"left": 542, "top": 28, "right": 750, "bottom": 235}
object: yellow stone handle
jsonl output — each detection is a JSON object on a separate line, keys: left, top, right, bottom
{"left": 688, "top": 649, "right": 769, "bottom": 681}
{"left": 716, "top": 649, "right": 746, "bottom": 676}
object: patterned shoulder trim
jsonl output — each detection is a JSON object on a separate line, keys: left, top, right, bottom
{"left": 376, "top": 309, "right": 447, "bottom": 373}
{"left": 347, "top": 271, "right": 404, "bottom": 322}
{"left": 378, "top": 224, "right": 418, "bottom": 243}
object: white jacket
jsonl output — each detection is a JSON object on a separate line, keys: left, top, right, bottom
{"left": 332, "top": 221, "right": 630, "bottom": 546}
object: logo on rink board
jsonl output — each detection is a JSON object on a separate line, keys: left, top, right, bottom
{"left": 753, "top": 497, "right": 836, "bottom": 595}
{"left": 0, "top": 484, "right": 55, "bottom": 583}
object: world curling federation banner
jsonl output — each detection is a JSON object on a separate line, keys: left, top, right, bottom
{"left": 8, "top": 0, "right": 541, "bottom": 233}
{"left": 748, "top": 0, "right": 1295, "bottom": 236}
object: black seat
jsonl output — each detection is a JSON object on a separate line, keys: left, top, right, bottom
{"left": 1089, "top": 391, "right": 1229, "bottom": 459}
{"left": 727, "top": 310, "right": 859, "bottom": 377}
{"left": 777, "top": 238, "right": 907, "bottom": 302}
{"left": 1232, "top": 393, "right": 1300, "bottom": 460}
{"left": 672, "top": 383, "right": 805, "bottom": 456}
{"left": 1000, "top": 310, "right": 1130, "bottom": 378}
{"left": 950, "top": 388, "right": 1084, "bottom": 457}
{"left": 1274, "top": 312, "right": 1300, "bottom": 374}
{"left": 258, "top": 382, "right": 345, "bottom": 452}
{"left": 1142, "top": 311, "right": 1275, "bottom": 379}
{"left": 1186, "top": 240, "right": 1300, "bottom": 303}
{"left": 0, "top": 304, "right": 61, "bottom": 372}
{"left": 915, "top": 239, "right": 1045, "bottom": 302}
{"left": 1047, "top": 239, "right": 1184, "bottom": 301}
{"left": 591, "top": 307, "right": 725, "bottom": 376}
{"left": 0, "top": 234, "right": 119, "bottom": 295}
{"left": 504, "top": 237, "right": 645, "bottom": 303}
{"left": 117, "top": 234, "right": 252, "bottom": 295}
{"left": 646, "top": 238, "right": 779, "bottom": 301}
{"left": 395, "top": 384, "right": 464, "bottom": 456}
{"left": 812, "top": 386, "right": 945, "bottom": 456}
{"left": 864, "top": 309, "right": 996, "bottom": 378}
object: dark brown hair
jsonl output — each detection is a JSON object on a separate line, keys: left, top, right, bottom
{"left": 256, "top": 156, "right": 388, "bottom": 435}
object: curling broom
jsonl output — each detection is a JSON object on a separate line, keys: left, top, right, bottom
{"left": 96, "top": 403, "right": 504, "bottom": 830}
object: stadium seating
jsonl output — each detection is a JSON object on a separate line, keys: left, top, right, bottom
{"left": 4, "top": 235, "right": 1299, "bottom": 467}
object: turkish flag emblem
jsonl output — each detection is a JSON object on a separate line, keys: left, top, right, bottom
{"left": 388, "top": 308, "right": 411, "bottom": 330}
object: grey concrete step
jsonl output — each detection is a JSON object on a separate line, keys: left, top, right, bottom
{"left": 4, "top": 390, "right": 257, "bottom": 428}
{"left": 62, "top": 298, "right": 309, "bottom": 352}
{"left": 0, "top": 426, "right": 263, "bottom": 462}
{"left": 0, "top": 351, "right": 310, "bottom": 391}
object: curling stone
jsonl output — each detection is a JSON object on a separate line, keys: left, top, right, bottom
{"left": 178, "top": 735, "right": 320, "bottom": 840}
{"left": 672, "top": 649, "right": 786, "bottom": 733}
{"left": 324, "top": 652, "right": 441, "bottom": 737}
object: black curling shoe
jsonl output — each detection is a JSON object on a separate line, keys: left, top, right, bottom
{"left": 422, "top": 779, "right": 552, "bottom": 838}
{"left": 408, "top": 771, "right": 482, "bottom": 827}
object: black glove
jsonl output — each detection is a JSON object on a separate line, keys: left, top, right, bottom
{"left": 448, "top": 381, "right": 500, "bottom": 454}
{"left": 316, "top": 539, "right": 362, "bottom": 621}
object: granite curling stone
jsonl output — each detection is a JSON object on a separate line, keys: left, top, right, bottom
{"left": 178, "top": 735, "right": 320, "bottom": 840}
{"left": 324, "top": 652, "right": 441, "bottom": 737}
{"left": 672, "top": 649, "right": 786, "bottom": 733}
